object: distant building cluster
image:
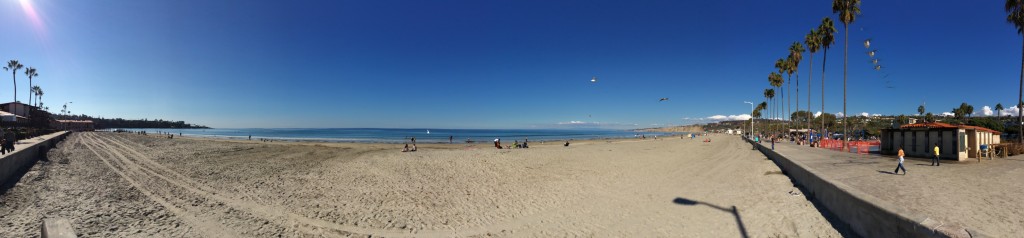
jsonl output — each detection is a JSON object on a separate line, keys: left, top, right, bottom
{"left": 1, "top": 101, "right": 93, "bottom": 131}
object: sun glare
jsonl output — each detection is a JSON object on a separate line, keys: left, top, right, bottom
{"left": 18, "top": 0, "right": 45, "bottom": 33}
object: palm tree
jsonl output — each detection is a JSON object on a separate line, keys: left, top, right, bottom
{"left": 805, "top": 29, "right": 821, "bottom": 132}
{"left": 765, "top": 88, "right": 776, "bottom": 133}
{"left": 833, "top": 0, "right": 860, "bottom": 146}
{"left": 918, "top": 105, "right": 925, "bottom": 116}
{"left": 31, "top": 86, "right": 42, "bottom": 107}
{"left": 24, "top": 67, "right": 37, "bottom": 106}
{"left": 789, "top": 42, "right": 805, "bottom": 129}
{"left": 37, "top": 87, "right": 43, "bottom": 108}
{"left": 818, "top": 17, "right": 837, "bottom": 136}
{"left": 997, "top": 103, "right": 1005, "bottom": 118}
{"left": 3, "top": 60, "right": 23, "bottom": 103}
{"left": 774, "top": 58, "right": 787, "bottom": 130}
{"left": 1008, "top": 0, "right": 1024, "bottom": 143}
{"left": 770, "top": 72, "right": 784, "bottom": 132}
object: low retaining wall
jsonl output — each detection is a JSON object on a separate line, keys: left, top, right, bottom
{"left": 0, "top": 131, "right": 70, "bottom": 186}
{"left": 745, "top": 138, "right": 986, "bottom": 238}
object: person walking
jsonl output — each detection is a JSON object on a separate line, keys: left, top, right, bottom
{"left": 894, "top": 146, "right": 907, "bottom": 175}
{"left": 449, "top": 135, "right": 453, "bottom": 144}
{"left": 931, "top": 143, "right": 941, "bottom": 166}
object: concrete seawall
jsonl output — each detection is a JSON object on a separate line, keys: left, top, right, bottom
{"left": 0, "top": 131, "right": 70, "bottom": 187}
{"left": 745, "top": 138, "right": 986, "bottom": 238}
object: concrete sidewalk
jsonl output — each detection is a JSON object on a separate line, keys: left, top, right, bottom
{"left": 768, "top": 140, "right": 1024, "bottom": 236}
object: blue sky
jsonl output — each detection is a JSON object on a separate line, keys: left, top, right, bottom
{"left": 0, "top": 0, "right": 1021, "bottom": 129}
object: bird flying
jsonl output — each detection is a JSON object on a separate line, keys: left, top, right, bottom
{"left": 659, "top": 98, "right": 669, "bottom": 102}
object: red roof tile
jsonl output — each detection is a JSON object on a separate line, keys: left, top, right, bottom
{"left": 899, "top": 122, "right": 1000, "bottom": 134}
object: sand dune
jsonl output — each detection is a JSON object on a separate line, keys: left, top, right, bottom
{"left": 0, "top": 132, "right": 839, "bottom": 237}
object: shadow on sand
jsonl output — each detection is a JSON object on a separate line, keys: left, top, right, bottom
{"left": 672, "top": 197, "right": 749, "bottom": 238}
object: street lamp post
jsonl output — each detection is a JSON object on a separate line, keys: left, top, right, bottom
{"left": 744, "top": 101, "right": 754, "bottom": 139}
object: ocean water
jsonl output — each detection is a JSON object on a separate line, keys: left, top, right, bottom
{"left": 111, "top": 128, "right": 677, "bottom": 144}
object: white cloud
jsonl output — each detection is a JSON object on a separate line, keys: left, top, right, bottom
{"left": 814, "top": 111, "right": 822, "bottom": 118}
{"left": 982, "top": 106, "right": 993, "bottom": 116}
{"left": 872, "top": 114, "right": 882, "bottom": 117}
{"left": 707, "top": 114, "right": 752, "bottom": 121}
{"left": 940, "top": 112, "right": 955, "bottom": 117}
{"left": 836, "top": 112, "right": 844, "bottom": 117}
{"left": 860, "top": 112, "right": 869, "bottom": 117}
{"left": 1001, "top": 106, "right": 1020, "bottom": 117}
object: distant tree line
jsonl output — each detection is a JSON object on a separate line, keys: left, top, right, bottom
{"left": 55, "top": 114, "right": 209, "bottom": 129}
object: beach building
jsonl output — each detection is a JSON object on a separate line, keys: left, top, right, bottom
{"left": 54, "top": 120, "right": 95, "bottom": 131}
{"left": 880, "top": 122, "right": 1000, "bottom": 161}
{"left": 0, "top": 102, "right": 32, "bottom": 118}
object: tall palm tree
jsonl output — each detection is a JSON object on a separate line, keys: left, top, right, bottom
{"left": 997, "top": 103, "right": 1005, "bottom": 118}
{"left": 834, "top": 0, "right": 861, "bottom": 147}
{"left": 3, "top": 60, "right": 23, "bottom": 103}
{"left": 25, "top": 67, "right": 38, "bottom": 106}
{"left": 818, "top": 17, "right": 836, "bottom": 137}
{"left": 763, "top": 89, "right": 771, "bottom": 133}
{"left": 31, "top": 86, "right": 42, "bottom": 107}
{"left": 805, "top": 29, "right": 821, "bottom": 132}
{"left": 1008, "top": 0, "right": 1024, "bottom": 143}
{"left": 789, "top": 42, "right": 805, "bottom": 128}
{"left": 770, "top": 72, "right": 784, "bottom": 133}
{"left": 758, "top": 101, "right": 768, "bottom": 133}
{"left": 774, "top": 58, "right": 787, "bottom": 131}
{"left": 765, "top": 88, "right": 776, "bottom": 133}
{"left": 918, "top": 105, "right": 925, "bottom": 116}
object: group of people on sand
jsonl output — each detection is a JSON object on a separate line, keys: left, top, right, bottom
{"left": 403, "top": 137, "right": 418, "bottom": 152}
{"left": 494, "top": 137, "right": 529, "bottom": 149}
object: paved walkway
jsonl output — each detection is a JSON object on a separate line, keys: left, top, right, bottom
{"left": 766, "top": 140, "right": 1024, "bottom": 235}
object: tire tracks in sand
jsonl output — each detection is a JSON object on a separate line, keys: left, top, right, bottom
{"left": 83, "top": 132, "right": 473, "bottom": 237}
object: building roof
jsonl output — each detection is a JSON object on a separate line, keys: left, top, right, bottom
{"left": 898, "top": 122, "right": 1001, "bottom": 135}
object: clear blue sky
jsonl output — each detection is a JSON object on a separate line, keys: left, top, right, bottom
{"left": 0, "top": 0, "right": 1020, "bottom": 129}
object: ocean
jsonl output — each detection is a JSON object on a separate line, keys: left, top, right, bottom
{"left": 111, "top": 128, "right": 678, "bottom": 144}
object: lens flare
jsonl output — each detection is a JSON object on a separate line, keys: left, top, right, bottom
{"left": 19, "top": 0, "right": 46, "bottom": 34}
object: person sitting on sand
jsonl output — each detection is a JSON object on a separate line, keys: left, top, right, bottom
{"left": 514, "top": 140, "right": 520, "bottom": 149}
{"left": 494, "top": 138, "right": 501, "bottom": 149}
{"left": 564, "top": 141, "right": 570, "bottom": 147}
{"left": 412, "top": 144, "right": 417, "bottom": 152}
{"left": 402, "top": 144, "right": 410, "bottom": 152}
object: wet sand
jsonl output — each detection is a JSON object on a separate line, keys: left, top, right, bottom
{"left": 0, "top": 132, "right": 839, "bottom": 237}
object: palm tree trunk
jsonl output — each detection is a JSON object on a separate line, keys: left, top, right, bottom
{"left": 28, "top": 78, "right": 33, "bottom": 106}
{"left": 1019, "top": 37, "right": 1023, "bottom": 144}
{"left": 843, "top": 24, "right": 849, "bottom": 149}
{"left": 808, "top": 53, "right": 813, "bottom": 135}
{"left": 796, "top": 73, "right": 799, "bottom": 128}
{"left": 11, "top": 72, "right": 16, "bottom": 105}
{"left": 822, "top": 49, "right": 827, "bottom": 138}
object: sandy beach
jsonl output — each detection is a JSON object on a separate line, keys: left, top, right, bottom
{"left": 1, "top": 132, "right": 840, "bottom": 237}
